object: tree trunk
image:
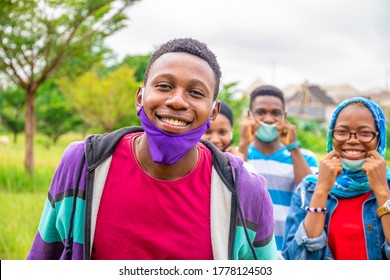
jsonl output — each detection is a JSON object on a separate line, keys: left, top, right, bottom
{"left": 24, "top": 89, "right": 36, "bottom": 175}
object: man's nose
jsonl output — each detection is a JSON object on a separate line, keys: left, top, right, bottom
{"left": 166, "top": 89, "right": 189, "bottom": 110}
{"left": 261, "top": 113, "right": 276, "bottom": 123}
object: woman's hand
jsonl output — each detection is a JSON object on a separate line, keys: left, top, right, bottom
{"left": 316, "top": 151, "right": 343, "bottom": 193}
{"left": 363, "top": 151, "right": 389, "bottom": 196}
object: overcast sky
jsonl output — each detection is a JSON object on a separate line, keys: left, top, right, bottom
{"left": 105, "top": 0, "right": 390, "bottom": 93}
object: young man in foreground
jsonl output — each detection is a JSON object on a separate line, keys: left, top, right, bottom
{"left": 27, "top": 38, "right": 277, "bottom": 260}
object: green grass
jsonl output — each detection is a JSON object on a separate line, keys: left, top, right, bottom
{"left": 0, "top": 190, "right": 44, "bottom": 259}
{"left": 0, "top": 132, "right": 83, "bottom": 259}
{"left": 0, "top": 132, "right": 84, "bottom": 192}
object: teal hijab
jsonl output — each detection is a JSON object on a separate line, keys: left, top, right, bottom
{"left": 306, "top": 97, "right": 390, "bottom": 198}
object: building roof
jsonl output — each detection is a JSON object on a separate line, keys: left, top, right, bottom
{"left": 322, "top": 84, "right": 363, "bottom": 103}
{"left": 287, "top": 83, "right": 336, "bottom": 106}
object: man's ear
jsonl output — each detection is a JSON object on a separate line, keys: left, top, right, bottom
{"left": 284, "top": 112, "right": 288, "bottom": 120}
{"left": 135, "top": 86, "right": 143, "bottom": 111}
{"left": 210, "top": 100, "right": 221, "bottom": 121}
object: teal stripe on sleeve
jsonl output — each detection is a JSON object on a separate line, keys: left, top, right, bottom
{"left": 38, "top": 199, "right": 62, "bottom": 243}
{"left": 39, "top": 197, "right": 85, "bottom": 244}
{"left": 255, "top": 235, "right": 277, "bottom": 260}
{"left": 233, "top": 227, "right": 277, "bottom": 260}
{"left": 233, "top": 227, "right": 256, "bottom": 260}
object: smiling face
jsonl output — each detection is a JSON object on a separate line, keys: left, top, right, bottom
{"left": 136, "top": 52, "right": 219, "bottom": 134}
{"left": 332, "top": 103, "right": 378, "bottom": 160}
{"left": 202, "top": 113, "right": 232, "bottom": 151}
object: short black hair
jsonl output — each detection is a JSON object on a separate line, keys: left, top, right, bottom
{"left": 219, "top": 100, "right": 234, "bottom": 126}
{"left": 249, "top": 85, "right": 285, "bottom": 109}
{"left": 144, "top": 38, "right": 221, "bottom": 100}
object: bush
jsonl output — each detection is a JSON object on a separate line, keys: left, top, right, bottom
{"left": 298, "top": 129, "right": 327, "bottom": 156}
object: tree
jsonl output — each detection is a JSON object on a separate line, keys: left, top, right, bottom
{"left": 120, "top": 54, "right": 151, "bottom": 82}
{"left": 105, "top": 53, "right": 151, "bottom": 83}
{"left": 218, "top": 82, "right": 249, "bottom": 145}
{"left": 36, "top": 79, "right": 82, "bottom": 145}
{"left": 0, "top": 86, "right": 25, "bottom": 143}
{"left": 0, "top": 0, "right": 140, "bottom": 174}
{"left": 58, "top": 65, "right": 139, "bottom": 132}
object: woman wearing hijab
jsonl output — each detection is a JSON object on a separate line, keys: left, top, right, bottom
{"left": 282, "top": 97, "right": 390, "bottom": 260}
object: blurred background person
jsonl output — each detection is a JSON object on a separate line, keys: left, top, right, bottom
{"left": 238, "top": 85, "right": 319, "bottom": 259}
{"left": 202, "top": 100, "right": 244, "bottom": 159}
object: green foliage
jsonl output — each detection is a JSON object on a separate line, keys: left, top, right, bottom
{"left": 297, "top": 129, "right": 327, "bottom": 158}
{"left": 58, "top": 65, "right": 140, "bottom": 132}
{"left": 0, "top": 0, "right": 138, "bottom": 85}
{"left": 36, "top": 79, "right": 82, "bottom": 144}
{"left": 104, "top": 53, "right": 151, "bottom": 84}
{"left": 120, "top": 54, "right": 152, "bottom": 83}
{"left": 0, "top": 0, "right": 140, "bottom": 173}
{"left": 387, "top": 127, "right": 390, "bottom": 150}
{"left": 0, "top": 86, "right": 25, "bottom": 143}
{"left": 217, "top": 82, "right": 249, "bottom": 145}
{"left": 288, "top": 117, "right": 326, "bottom": 133}
{"left": 55, "top": 46, "right": 111, "bottom": 81}
{"left": 288, "top": 116, "right": 327, "bottom": 158}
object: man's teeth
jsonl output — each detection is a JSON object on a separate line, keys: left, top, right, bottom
{"left": 161, "top": 118, "right": 187, "bottom": 126}
{"left": 345, "top": 150, "right": 362, "bottom": 155}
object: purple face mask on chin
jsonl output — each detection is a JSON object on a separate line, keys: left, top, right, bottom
{"left": 137, "top": 106, "right": 211, "bottom": 165}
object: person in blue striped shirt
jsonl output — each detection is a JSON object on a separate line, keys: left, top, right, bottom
{"left": 238, "top": 85, "right": 319, "bottom": 259}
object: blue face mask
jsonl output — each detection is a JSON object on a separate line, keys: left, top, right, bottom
{"left": 340, "top": 158, "right": 366, "bottom": 172}
{"left": 255, "top": 122, "right": 278, "bottom": 143}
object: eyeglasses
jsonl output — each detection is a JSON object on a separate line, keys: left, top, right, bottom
{"left": 331, "top": 130, "right": 379, "bottom": 143}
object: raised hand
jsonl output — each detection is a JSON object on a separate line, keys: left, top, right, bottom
{"left": 316, "top": 151, "right": 343, "bottom": 193}
{"left": 363, "top": 150, "right": 389, "bottom": 195}
{"left": 276, "top": 119, "right": 297, "bottom": 146}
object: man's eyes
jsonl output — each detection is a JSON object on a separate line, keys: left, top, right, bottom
{"left": 257, "top": 111, "right": 282, "bottom": 116}
{"left": 189, "top": 89, "right": 205, "bottom": 97}
{"left": 156, "top": 83, "right": 172, "bottom": 90}
{"left": 155, "top": 84, "right": 205, "bottom": 97}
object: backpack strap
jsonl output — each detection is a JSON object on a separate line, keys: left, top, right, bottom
{"left": 200, "top": 139, "right": 235, "bottom": 192}
{"left": 85, "top": 126, "right": 144, "bottom": 171}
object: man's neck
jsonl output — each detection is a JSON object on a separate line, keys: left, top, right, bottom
{"left": 252, "top": 138, "right": 283, "bottom": 156}
{"left": 136, "top": 135, "right": 199, "bottom": 180}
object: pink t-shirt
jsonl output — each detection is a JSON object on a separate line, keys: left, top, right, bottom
{"left": 92, "top": 133, "right": 213, "bottom": 260}
{"left": 328, "top": 191, "right": 372, "bottom": 260}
